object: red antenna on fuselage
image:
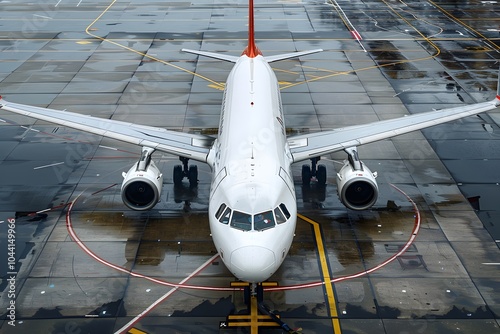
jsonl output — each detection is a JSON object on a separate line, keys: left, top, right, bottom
{"left": 242, "top": 0, "right": 262, "bottom": 58}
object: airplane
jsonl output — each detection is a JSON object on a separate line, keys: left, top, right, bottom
{"left": 1, "top": 0, "right": 499, "bottom": 285}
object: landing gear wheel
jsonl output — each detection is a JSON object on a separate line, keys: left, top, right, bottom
{"left": 188, "top": 165, "right": 198, "bottom": 188}
{"left": 173, "top": 165, "right": 183, "bottom": 186}
{"left": 301, "top": 164, "right": 311, "bottom": 185}
{"left": 317, "top": 164, "right": 327, "bottom": 185}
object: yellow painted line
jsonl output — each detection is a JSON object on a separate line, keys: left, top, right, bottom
{"left": 298, "top": 213, "right": 341, "bottom": 334}
{"left": 325, "top": 0, "right": 353, "bottom": 34}
{"left": 280, "top": 0, "right": 445, "bottom": 91}
{"left": 128, "top": 328, "right": 147, "bottom": 334}
{"left": 427, "top": 0, "right": 500, "bottom": 52}
{"left": 250, "top": 296, "right": 258, "bottom": 334}
{"left": 84, "top": 0, "right": 224, "bottom": 90}
{"left": 82, "top": 0, "right": 497, "bottom": 95}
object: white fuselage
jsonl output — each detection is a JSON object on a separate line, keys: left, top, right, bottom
{"left": 207, "top": 55, "right": 297, "bottom": 283}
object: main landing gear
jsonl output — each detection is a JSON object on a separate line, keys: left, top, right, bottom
{"left": 173, "top": 157, "right": 198, "bottom": 187}
{"left": 301, "top": 157, "right": 326, "bottom": 186}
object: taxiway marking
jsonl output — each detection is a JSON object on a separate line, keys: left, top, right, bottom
{"left": 269, "top": 184, "right": 422, "bottom": 291}
{"left": 114, "top": 254, "right": 220, "bottom": 334}
{"left": 326, "top": 0, "right": 366, "bottom": 52}
{"left": 66, "top": 193, "right": 232, "bottom": 291}
{"left": 298, "top": 213, "right": 342, "bottom": 334}
{"left": 33, "top": 162, "right": 65, "bottom": 170}
{"left": 85, "top": 0, "right": 225, "bottom": 90}
{"left": 128, "top": 329, "right": 147, "bottom": 334}
{"left": 63, "top": 182, "right": 420, "bottom": 294}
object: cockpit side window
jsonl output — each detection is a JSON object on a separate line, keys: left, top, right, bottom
{"left": 219, "top": 207, "right": 232, "bottom": 225}
{"left": 230, "top": 211, "right": 252, "bottom": 231}
{"left": 279, "top": 203, "right": 291, "bottom": 219}
{"left": 254, "top": 210, "right": 275, "bottom": 231}
{"left": 215, "top": 203, "right": 227, "bottom": 219}
{"left": 274, "top": 207, "right": 287, "bottom": 224}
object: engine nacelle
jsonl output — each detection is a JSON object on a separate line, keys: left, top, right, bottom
{"left": 336, "top": 159, "right": 378, "bottom": 211}
{"left": 121, "top": 160, "right": 163, "bottom": 211}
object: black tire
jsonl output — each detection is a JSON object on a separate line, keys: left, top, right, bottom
{"left": 301, "top": 164, "right": 311, "bottom": 185}
{"left": 317, "top": 164, "right": 327, "bottom": 185}
{"left": 173, "top": 165, "right": 183, "bottom": 186}
{"left": 188, "top": 165, "right": 198, "bottom": 187}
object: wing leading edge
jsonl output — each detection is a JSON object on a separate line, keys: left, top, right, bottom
{"left": 289, "top": 84, "right": 500, "bottom": 163}
{"left": 0, "top": 98, "right": 214, "bottom": 162}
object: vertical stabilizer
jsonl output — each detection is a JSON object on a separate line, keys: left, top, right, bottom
{"left": 242, "top": 0, "right": 262, "bottom": 58}
{"left": 183, "top": 0, "right": 322, "bottom": 63}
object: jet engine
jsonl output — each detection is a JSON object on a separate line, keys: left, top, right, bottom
{"left": 121, "top": 148, "right": 163, "bottom": 211}
{"left": 336, "top": 147, "right": 378, "bottom": 211}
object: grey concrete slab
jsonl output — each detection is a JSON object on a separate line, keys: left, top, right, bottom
{"left": 1, "top": 0, "right": 500, "bottom": 333}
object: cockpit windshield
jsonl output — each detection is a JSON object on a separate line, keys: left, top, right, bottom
{"left": 254, "top": 211, "right": 275, "bottom": 231}
{"left": 230, "top": 211, "right": 252, "bottom": 231}
{"left": 215, "top": 203, "right": 290, "bottom": 231}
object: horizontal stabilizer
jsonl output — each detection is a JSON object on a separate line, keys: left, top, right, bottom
{"left": 183, "top": 48, "right": 324, "bottom": 63}
{"left": 182, "top": 48, "right": 239, "bottom": 63}
{"left": 264, "top": 49, "right": 323, "bottom": 63}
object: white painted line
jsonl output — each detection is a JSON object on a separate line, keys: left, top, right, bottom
{"left": 33, "top": 162, "right": 65, "bottom": 170}
{"left": 482, "top": 263, "right": 500, "bottom": 265}
{"left": 33, "top": 14, "right": 52, "bottom": 20}
{"left": 20, "top": 125, "right": 40, "bottom": 132}
{"left": 99, "top": 145, "right": 118, "bottom": 151}
{"left": 329, "top": 0, "right": 366, "bottom": 52}
{"left": 113, "top": 253, "right": 219, "bottom": 334}
{"left": 55, "top": 0, "right": 63, "bottom": 7}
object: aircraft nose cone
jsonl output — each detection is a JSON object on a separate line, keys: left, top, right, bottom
{"left": 230, "top": 246, "right": 276, "bottom": 283}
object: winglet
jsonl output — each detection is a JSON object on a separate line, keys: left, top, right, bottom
{"left": 241, "top": 0, "right": 262, "bottom": 58}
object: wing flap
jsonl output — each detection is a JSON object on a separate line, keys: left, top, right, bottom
{"left": 0, "top": 98, "right": 214, "bottom": 162}
{"left": 289, "top": 98, "right": 500, "bottom": 162}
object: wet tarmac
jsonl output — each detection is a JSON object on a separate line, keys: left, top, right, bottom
{"left": 0, "top": 0, "right": 499, "bottom": 333}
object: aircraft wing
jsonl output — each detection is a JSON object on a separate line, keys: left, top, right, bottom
{"left": 288, "top": 96, "right": 500, "bottom": 163}
{"left": 0, "top": 97, "right": 214, "bottom": 162}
